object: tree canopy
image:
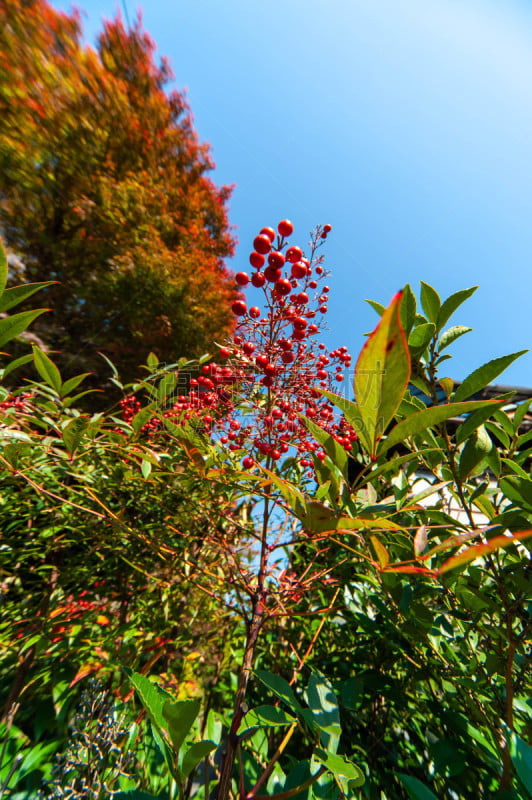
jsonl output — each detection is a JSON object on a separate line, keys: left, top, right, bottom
{"left": 0, "top": 0, "right": 238, "bottom": 382}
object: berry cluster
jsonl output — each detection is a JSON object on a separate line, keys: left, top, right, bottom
{"left": 0, "top": 392, "right": 33, "bottom": 414}
{"left": 118, "top": 222, "right": 358, "bottom": 477}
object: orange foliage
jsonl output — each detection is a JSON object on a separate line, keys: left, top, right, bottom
{"left": 0, "top": 0, "right": 238, "bottom": 382}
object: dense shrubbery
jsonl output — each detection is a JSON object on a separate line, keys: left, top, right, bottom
{"left": 0, "top": 227, "right": 531, "bottom": 800}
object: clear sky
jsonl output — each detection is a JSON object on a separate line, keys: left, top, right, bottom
{"left": 54, "top": 0, "right": 532, "bottom": 387}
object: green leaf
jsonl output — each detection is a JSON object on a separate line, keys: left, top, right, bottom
{"left": 32, "top": 346, "right": 62, "bottom": 394}
{"left": 114, "top": 792, "right": 161, "bottom": 799}
{"left": 354, "top": 291, "right": 410, "bottom": 456}
{"left": 125, "top": 670, "right": 174, "bottom": 772}
{"left": 181, "top": 740, "right": 217, "bottom": 780}
{"left": 0, "top": 238, "right": 7, "bottom": 296}
{"left": 453, "top": 351, "right": 528, "bottom": 403}
{"left": 400, "top": 284, "right": 417, "bottom": 335}
{"left": 302, "top": 416, "right": 347, "bottom": 477}
{"left": 377, "top": 400, "right": 502, "bottom": 456}
{"left": 305, "top": 672, "right": 341, "bottom": 753}
{"left": 0, "top": 281, "right": 55, "bottom": 313}
{"left": 254, "top": 670, "right": 303, "bottom": 715}
{"left": 500, "top": 476, "right": 532, "bottom": 511}
{"left": 0, "top": 308, "right": 48, "bottom": 349}
{"left": 132, "top": 404, "right": 157, "bottom": 434}
{"left": 62, "top": 416, "right": 90, "bottom": 456}
{"left": 61, "top": 373, "right": 91, "bottom": 397}
{"left": 437, "top": 286, "right": 478, "bottom": 329}
{"left": 157, "top": 372, "right": 177, "bottom": 404}
{"left": 455, "top": 404, "right": 503, "bottom": 445}
{"left": 147, "top": 352, "right": 159, "bottom": 370}
{"left": 513, "top": 398, "right": 532, "bottom": 432}
{"left": 397, "top": 774, "right": 439, "bottom": 800}
{"left": 314, "top": 749, "right": 364, "bottom": 792}
{"left": 458, "top": 425, "right": 492, "bottom": 478}
{"left": 420, "top": 282, "right": 441, "bottom": 324}
{"left": 141, "top": 459, "right": 152, "bottom": 479}
{"left": 238, "top": 705, "right": 295, "bottom": 735}
{"left": 408, "top": 322, "right": 435, "bottom": 354}
{"left": 162, "top": 698, "right": 201, "bottom": 754}
{"left": 365, "top": 299, "right": 385, "bottom": 317}
{"left": 509, "top": 732, "right": 532, "bottom": 798}
{"left": 438, "top": 325, "right": 472, "bottom": 352}
{"left": 0, "top": 352, "right": 33, "bottom": 379}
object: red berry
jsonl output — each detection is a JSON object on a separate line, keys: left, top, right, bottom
{"left": 231, "top": 300, "right": 247, "bottom": 316}
{"left": 335, "top": 373, "right": 344, "bottom": 382}
{"left": 323, "top": 224, "right": 332, "bottom": 233}
{"left": 294, "top": 292, "right": 309, "bottom": 305}
{"left": 260, "top": 227, "right": 276, "bottom": 242}
{"left": 282, "top": 351, "right": 295, "bottom": 363}
{"left": 250, "top": 251, "right": 265, "bottom": 269}
{"left": 290, "top": 262, "right": 307, "bottom": 279}
{"left": 254, "top": 234, "right": 272, "bottom": 255}
{"left": 286, "top": 246, "right": 303, "bottom": 263}
{"left": 243, "top": 341, "right": 255, "bottom": 355}
{"left": 219, "top": 347, "right": 231, "bottom": 359}
{"left": 251, "top": 271, "right": 266, "bottom": 288}
{"left": 264, "top": 265, "right": 282, "bottom": 283}
{"left": 277, "top": 219, "right": 294, "bottom": 237}
{"left": 319, "top": 305, "right": 328, "bottom": 314}
{"left": 271, "top": 449, "right": 281, "bottom": 460}
{"left": 268, "top": 251, "right": 285, "bottom": 268}
{"left": 242, "top": 456, "right": 254, "bottom": 469}
{"left": 274, "top": 279, "right": 292, "bottom": 296}
{"left": 235, "top": 272, "right": 250, "bottom": 286}
{"left": 249, "top": 306, "right": 261, "bottom": 319}
{"left": 315, "top": 265, "right": 323, "bottom": 275}
{"left": 293, "top": 316, "right": 307, "bottom": 331}
{"left": 256, "top": 354, "right": 269, "bottom": 368}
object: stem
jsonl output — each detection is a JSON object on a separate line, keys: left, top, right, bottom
{"left": 215, "top": 602, "right": 265, "bottom": 800}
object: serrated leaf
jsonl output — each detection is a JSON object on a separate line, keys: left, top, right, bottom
{"left": 32, "top": 346, "right": 62, "bottom": 393}
{"left": 438, "top": 325, "right": 472, "bottom": 352}
{"left": 0, "top": 281, "right": 55, "bottom": 313}
{"left": 453, "top": 351, "right": 528, "bottom": 403}
{"left": 437, "top": 286, "right": 478, "bottom": 329}
{"left": 354, "top": 291, "right": 410, "bottom": 456}
{"left": 0, "top": 308, "right": 48, "bottom": 349}
{"left": 420, "top": 282, "right": 441, "bottom": 324}
{"left": 377, "top": 400, "right": 502, "bottom": 456}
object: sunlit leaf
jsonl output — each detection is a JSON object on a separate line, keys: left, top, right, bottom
{"left": 354, "top": 291, "right": 410, "bottom": 456}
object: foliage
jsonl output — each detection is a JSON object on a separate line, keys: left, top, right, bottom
{"left": 0, "top": 0, "right": 238, "bottom": 386}
{"left": 0, "top": 222, "right": 531, "bottom": 800}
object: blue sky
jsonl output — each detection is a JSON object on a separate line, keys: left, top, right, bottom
{"left": 55, "top": 0, "right": 532, "bottom": 387}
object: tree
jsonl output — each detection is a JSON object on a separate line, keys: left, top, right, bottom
{"left": 0, "top": 0, "right": 238, "bottom": 384}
